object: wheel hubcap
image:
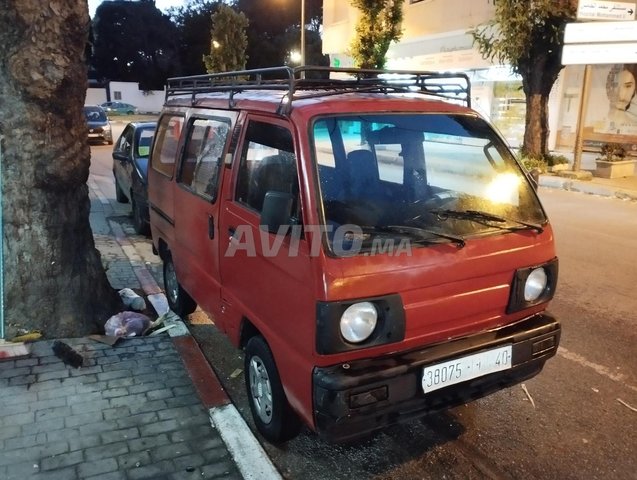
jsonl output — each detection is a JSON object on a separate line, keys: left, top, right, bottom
{"left": 249, "top": 355, "right": 273, "bottom": 424}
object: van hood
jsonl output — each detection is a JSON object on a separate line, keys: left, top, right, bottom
{"left": 321, "top": 228, "right": 556, "bottom": 345}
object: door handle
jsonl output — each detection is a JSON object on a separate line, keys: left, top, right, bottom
{"left": 228, "top": 227, "right": 236, "bottom": 240}
{"left": 208, "top": 215, "right": 215, "bottom": 240}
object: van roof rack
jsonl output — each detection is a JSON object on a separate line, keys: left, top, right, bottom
{"left": 166, "top": 66, "right": 471, "bottom": 115}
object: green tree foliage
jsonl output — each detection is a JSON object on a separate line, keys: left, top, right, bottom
{"left": 170, "top": 0, "right": 222, "bottom": 75}
{"left": 349, "top": 0, "right": 403, "bottom": 70}
{"left": 472, "top": 0, "right": 576, "bottom": 158}
{"left": 203, "top": 4, "right": 249, "bottom": 73}
{"left": 92, "top": 0, "right": 180, "bottom": 90}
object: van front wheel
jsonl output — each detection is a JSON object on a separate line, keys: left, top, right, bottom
{"left": 163, "top": 253, "right": 196, "bottom": 317}
{"left": 245, "top": 336, "right": 301, "bottom": 443}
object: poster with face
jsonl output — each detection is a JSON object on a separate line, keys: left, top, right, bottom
{"left": 583, "top": 64, "right": 637, "bottom": 154}
{"left": 605, "top": 64, "right": 637, "bottom": 132}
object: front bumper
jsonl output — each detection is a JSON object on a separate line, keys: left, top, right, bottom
{"left": 313, "top": 312, "right": 560, "bottom": 442}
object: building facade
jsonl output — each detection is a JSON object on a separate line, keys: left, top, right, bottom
{"left": 322, "top": 0, "right": 632, "bottom": 155}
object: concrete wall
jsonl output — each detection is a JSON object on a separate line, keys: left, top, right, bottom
{"left": 108, "top": 82, "right": 165, "bottom": 113}
{"left": 85, "top": 87, "right": 107, "bottom": 106}
{"left": 84, "top": 82, "right": 165, "bottom": 112}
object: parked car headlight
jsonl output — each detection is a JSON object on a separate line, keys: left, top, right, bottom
{"left": 340, "top": 302, "right": 377, "bottom": 343}
{"left": 524, "top": 268, "right": 548, "bottom": 301}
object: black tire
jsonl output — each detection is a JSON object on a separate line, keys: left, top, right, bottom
{"left": 163, "top": 252, "right": 196, "bottom": 316}
{"left": 115, "top": 177, "right": 128, "bottom": 203}
{"left": 131, "top": 196, "right": 150, "bottom": 236}
{"left": 244, "top": 336, "right": 301, "bottom": 443}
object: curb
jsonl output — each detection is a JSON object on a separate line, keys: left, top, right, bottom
{"left": 90, "top": 182, "right": 282, "bottom": 480}
{"left": 538, "top": 175, "right": 637, "bottom": 201}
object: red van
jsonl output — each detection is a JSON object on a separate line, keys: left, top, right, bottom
{"left": 148, "top": 67, "right": 560, "bottom": 443}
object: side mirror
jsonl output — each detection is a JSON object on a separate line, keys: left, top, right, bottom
{"left": 112, "top": 151, "right": 127, "bottom": 162}
{"left": 260, "top": 191, "right": 293, "bottom": 234}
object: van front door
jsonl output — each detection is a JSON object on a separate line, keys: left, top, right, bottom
{"left": 172, "top": 114, "right": 235, "bottom": 321}
{"left": 218, "top": 116, "right": 314, "bottom": 359}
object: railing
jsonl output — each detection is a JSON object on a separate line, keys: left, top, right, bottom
{"left": 166, "top": 66, "right": 471, "bottom": 114}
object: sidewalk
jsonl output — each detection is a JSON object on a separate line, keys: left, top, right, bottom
{"left": 538, "top": 150, "right": 637, "bottom": 201}
{"left": 0, "top": 180, "right": 281, "bottom": 480}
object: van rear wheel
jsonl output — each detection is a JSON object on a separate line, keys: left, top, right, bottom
{"left": 244, "top": 335, "right": 301, "bottom": 443}
{"left": 163, "top": 252, "right": 196, "bottom": 317}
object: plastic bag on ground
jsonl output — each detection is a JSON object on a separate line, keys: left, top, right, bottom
{"left": 104, "top": 311, "right": 152, "bottom": 337}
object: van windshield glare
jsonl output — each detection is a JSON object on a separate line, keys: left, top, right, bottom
{"left": 311, "top": 113, "right": 546, "bottom": 255}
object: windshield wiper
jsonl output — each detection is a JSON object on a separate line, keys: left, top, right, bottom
{"left": 365, "top": 225, "right": 466, "bottom": 249}
{"left": 429, "top": 209, "right": 544, "bottom": 233}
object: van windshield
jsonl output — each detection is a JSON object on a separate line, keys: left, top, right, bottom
{"left": 311, "top": 114, "right": 546, "bottom": 255}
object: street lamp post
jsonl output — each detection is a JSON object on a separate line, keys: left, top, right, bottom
{"left": 300, "top": 0, "right": 306, "bottom": 66}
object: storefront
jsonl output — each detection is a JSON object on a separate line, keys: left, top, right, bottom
{"left": 556, "top": 64, "right": 637, "bottom": 155}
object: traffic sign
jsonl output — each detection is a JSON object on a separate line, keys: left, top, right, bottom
{"left": 564, "top": 20, "right": 637, "bottom": 43}
{"left": 562, "top": 42, "right": 637, "bottom": 64}
{"left": 577, "top": 1, "right": 636, "bottom": 21}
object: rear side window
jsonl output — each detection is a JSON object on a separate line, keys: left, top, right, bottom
{"left": 235, "top": 121, "right": 298, "bottom": 214}
{"left": 151, "top": 115, "right": 184, "bottom": 178}
{"left": 178, "top": 117, "right": 230, "bottom": 201}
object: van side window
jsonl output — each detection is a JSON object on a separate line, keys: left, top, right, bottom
{"left": 178, "top": 118, "right": 230, "bottom": 201}
{"left": 151, "top": 115, "right": 184, "bottom": 178}
{"left": 235, "top": 121, "right": 298, "bottom": 214}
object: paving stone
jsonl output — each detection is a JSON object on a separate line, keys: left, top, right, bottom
{"left": 200, "top": 459, "right": 243, "bottom": 478}
{"left": 129, "top": 399, "right": 168, "bottom": 415}
{"left": 139, "top": 419, "right": 180, "bottom": 436}
{"left": 84, "top": 471, "right": 126, "bottom": 480}
{"left": 1, "top": 411, "right": 35, "bottom": 427}
{"left": 68, "top": 434, "right": 102, "bottom": 452}
{"left": 71, "top": 399, "right": 111, "bottom": 415}
{"left": 22, "top": 417, "right": 64, "bottom": 436}
{"left": 117, "top": 450, "right": 151, "bottom": 469}
{"left": 103, "top": 406, "right": 132, "bottom": 421}
{"left": 85, "top": 441, "right": 130, "bottom": 461}
{"left": 126, "top": 459, "right": 174, "bottom": 480}
{"left": 39, "top": 449, "right": 83, "bottom": 471}
{"left": 101, "top": 427, "right": 141, "bottom": 445}
{"left": 37, "top": 370, "right": 71, "bottom": 382}
{"left": 115, "top": 412, "right": 158, "bottom": 430}
{"left": 151, "top": 442, "right": 193, "bottom": 462}
{"left": 77, "top": 457, "right": 119, "bottom": 478}
{"left": 9, "top": 374, "right": 36, "bottom": 386}
{"left": 65, "top": 412, "right": 105, "bottom": 428}
{"left": 36, "top": 406, "right": 72, "bottom": 421}
{"left": 30, "top": 396, "right": 68, "bottom": 412}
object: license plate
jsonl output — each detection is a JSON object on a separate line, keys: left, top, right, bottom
{"left": 421, "top": 345, "right": 512, "bottom": 393}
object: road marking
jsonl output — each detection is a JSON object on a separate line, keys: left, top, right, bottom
{"left": 209, "top": 405, "right": 283, "bottom": 480}
{"left": 558, "top": 347, "right": 637, "bottom": 393}
{"left": 88, "top": 179, "right": 110, "bottom": 205}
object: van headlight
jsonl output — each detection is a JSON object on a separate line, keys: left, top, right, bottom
{"left": 340, "top": 302, "right": 378, "bottom": 343}
{"left": 525, "top": 268, "right": 548, "bottom": 301}
{"left": 506, "top": 259, "right": 558, "bottom": 313}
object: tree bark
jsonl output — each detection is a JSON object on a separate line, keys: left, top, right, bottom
{"left": 0, "top": 1, "right": 121, "bottom": 338}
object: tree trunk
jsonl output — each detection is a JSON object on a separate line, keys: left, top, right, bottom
{"left": 523, "top": 92, "right": 549, "bottom": 158}
{"left": 0, "top": 1, "right": 121, "bottom": 338}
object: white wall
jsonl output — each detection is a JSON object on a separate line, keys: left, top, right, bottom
{"left": 108, "top": 82, "right": 165, "bottom": 113}
{"left": 85, "top": 87, "right": 107, "bottom": 106}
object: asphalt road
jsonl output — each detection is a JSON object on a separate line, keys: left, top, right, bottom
{"left": 90, "top": 135, "right": 637, "bottom": 480}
